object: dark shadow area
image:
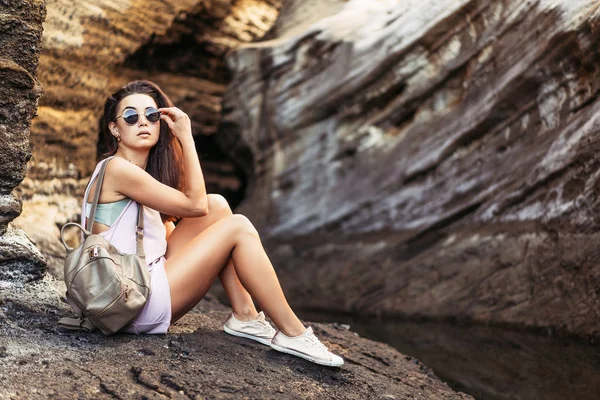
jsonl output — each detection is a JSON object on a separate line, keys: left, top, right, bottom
{"left": 194, "top": 133, "right": 247, "bottom": 209}
{"left": 123, "top": 33, "right": 232, "bottom": 83}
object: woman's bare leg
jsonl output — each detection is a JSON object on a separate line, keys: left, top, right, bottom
{"left": 164, "top": 214, "right": 306, "bottom": 337}
{"left": 165, "top": 194, "right": 257, "bottom": 320}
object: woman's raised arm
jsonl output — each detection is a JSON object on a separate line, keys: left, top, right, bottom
{"left": 109, "top": 157, "right": 207, "bottom": 218}
{"left": 110, "top": 106, "right": 208, "bottom": 217}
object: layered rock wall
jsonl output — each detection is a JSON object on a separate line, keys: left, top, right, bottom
{"left": 222, "top": 0, "right": 600, "bottom": 336}
{"left": 0, "top": 0, "right": 46, "bottom": 282}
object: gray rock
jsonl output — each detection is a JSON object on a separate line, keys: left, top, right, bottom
{"left": 0, "top": 224, "right": 46, "bottom": 282}
{"left": 221, "top": 0, "right": 600, "bottom": 336}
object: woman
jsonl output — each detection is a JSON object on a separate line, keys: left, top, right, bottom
{"left": 84, "top": 80, "right": 343, "bottom": 367}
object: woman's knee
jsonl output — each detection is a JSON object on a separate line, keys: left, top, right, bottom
{"left": 226, "top": 214, "right": 259, "bottom": 238}
{"left": 207, "top": 194, "right": 232, "bottom": 216}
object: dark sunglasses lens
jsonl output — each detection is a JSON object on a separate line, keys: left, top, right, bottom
{"left": 123, "top": 110, "right": 138, "bottom": 124}
{"left": 146, "top": 108, "right": 160, "bottom": 123}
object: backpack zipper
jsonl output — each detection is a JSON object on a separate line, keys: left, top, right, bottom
{"left": 66, "top": 244, "right": 105, "bottom": 293}
{"left": 89, "top": 284, "right": 129, "bottom": 317}
{"left": 90, "top": 245, "right": 100, "bottom": 260}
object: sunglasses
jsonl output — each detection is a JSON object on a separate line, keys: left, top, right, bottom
{"left": 115, "top": 107, "right": 161, "bottom": 125}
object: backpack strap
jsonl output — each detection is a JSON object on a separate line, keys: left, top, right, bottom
{"left": 58, "top": 291, "right": 97, "bottom": 332}
{"left": 135, "top": 203, "right": 145, "bottom": 258}
{"left": 57, "top": 316, "right": 96, "bottom": 332}
{"left": 85, "top": 157, "right": 146, "bottom": 258}
{"left": 85, "top": 157, "right": 112, "bottom": 232}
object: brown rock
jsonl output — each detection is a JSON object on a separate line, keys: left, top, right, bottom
{"left": 30, "top": 0, "right": 281, "bottom": 178}
{"left": 0, "top": 0, "right": 46, "bottom": 280}
{"left": 16, "top": 0, "right": 282, "bottom": 276}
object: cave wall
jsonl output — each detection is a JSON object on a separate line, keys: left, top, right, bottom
{"left": 13, "top": 0, "right": 280, "bottom": 276}
{"left": 0, "top": 0, "right": 46, "bottom": 283}
{"left": 221, "top": 0, "right": 600, "bottom": 336}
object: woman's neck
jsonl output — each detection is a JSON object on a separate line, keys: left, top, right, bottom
{"left": 116, "top": 147, "right": 148, "bottom": 169}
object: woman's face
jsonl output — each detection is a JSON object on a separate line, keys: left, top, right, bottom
{"left": 109, "top": 93, "right": 161, "bottom": 151}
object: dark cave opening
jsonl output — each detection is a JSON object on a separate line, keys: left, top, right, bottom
{"left": 122, "top": 33, "right": 233, "bottom": 84}
{"left": 194, "top": 133, "right": 247, "bottom": 210}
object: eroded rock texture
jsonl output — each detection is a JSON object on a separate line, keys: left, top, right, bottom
{"left": 14, "top": 0, "right": 281, "bottom": 276}
{"left": 222, "top": 0, "right": 600, "bottom": 337}
{"left": 0, "top": 0, "right": 46, "bottom": 282}
{"left": 0, "top": 277, "right": 472, "bottom": 399}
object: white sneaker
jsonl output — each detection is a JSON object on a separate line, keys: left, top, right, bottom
{"left": 270, "top": 327, "right": 344, "bottom": 367}
{"left": 223, "top": 311, "right": 276, "bottom": 346}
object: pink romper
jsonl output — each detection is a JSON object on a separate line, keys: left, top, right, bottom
{"left": 83, "top": 158, "right": 172, "bottom": 334}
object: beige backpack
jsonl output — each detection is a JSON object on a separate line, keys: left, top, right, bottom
{"left": 58, "top": 158, "right": 151, "bottom": 335}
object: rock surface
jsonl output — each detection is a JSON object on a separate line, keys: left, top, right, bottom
{"left": 221, "top": 0, "right": 600, "bottom": 337}
{"left": 0, "top": 278, "right": 472, "bottom": 400}
{"left": 0, "top": 0, "right": 46, "bottom": 281}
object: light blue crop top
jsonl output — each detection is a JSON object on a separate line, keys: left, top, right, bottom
{"left": 85, "top": 199, "right": 130, "bottom": 227}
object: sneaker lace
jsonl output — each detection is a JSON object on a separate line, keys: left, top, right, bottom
{"left": 307, "top": 334, "right": 330, "bottom": 355}
{"left": 256, "top": 318, "right": 275, "bottom": 332}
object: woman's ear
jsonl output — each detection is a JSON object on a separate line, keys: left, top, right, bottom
{"left": 108, "top": 121, "right": 119, "bottom": 137}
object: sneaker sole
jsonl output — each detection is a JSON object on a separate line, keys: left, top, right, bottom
{"left": 270, "top": 343, "right": 344, "bottom": 367}
{"left": 223, "top": 325, "right": 273, "bottom": 346}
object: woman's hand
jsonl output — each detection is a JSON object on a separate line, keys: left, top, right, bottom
{"left": 158, "top": 106, "right": 206, "bottom": 212}
{"left": 159, "top": 107, "right": 193, "bottom": 141}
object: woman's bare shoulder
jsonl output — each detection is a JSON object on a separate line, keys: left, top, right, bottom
{"left": 105, "top": 156, "right": 131, "bottom": 170}
{"left": 104, "top": 157, "right": 145, "bottom": 180}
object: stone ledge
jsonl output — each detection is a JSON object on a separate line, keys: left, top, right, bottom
{"left": 0, "top": 276, "right": 472, "bottom": 400}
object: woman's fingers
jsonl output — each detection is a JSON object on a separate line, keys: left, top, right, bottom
{"left": 159, "top": 109, "right": 177, "bottom": 121}
{"left": 160, "top": 114, "right": 175, "bottom": 129}
{"left": 159, "top": 107, "right": 192, "bottom": 139}
{"left": 159, "top": 107, "right": 188, "bottom": 121}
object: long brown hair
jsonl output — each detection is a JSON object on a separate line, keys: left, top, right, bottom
{"left": 99, "top": 80, "right": 184, "bottom": 222}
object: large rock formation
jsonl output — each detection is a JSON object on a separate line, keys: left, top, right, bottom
{"left": 221, "top": 0, "right": 600, "bottom": 337}
{"left": 0, "top": 0, "right": 46, "bottom": 282}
